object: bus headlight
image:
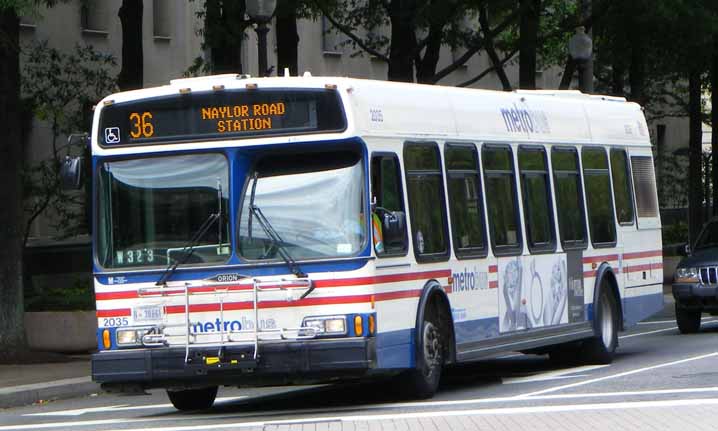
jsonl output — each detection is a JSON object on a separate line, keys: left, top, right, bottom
{"left": 302, "top": 315, "right": 347, "bottom": 336}
{"left": 116, "top": 327, "right": 156, "bottom": 347}
{"left": 675, "top": 267, "right": 699, "bottom": 283}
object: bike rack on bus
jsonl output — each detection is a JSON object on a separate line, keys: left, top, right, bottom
{"left": 137, "top": 277, "right": 316, "bottom": 366}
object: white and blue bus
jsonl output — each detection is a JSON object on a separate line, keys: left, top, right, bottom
{"left": 76, "top": 74, "right": 663, "bottom": 410}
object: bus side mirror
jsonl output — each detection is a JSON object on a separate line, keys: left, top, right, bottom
{"left": 60, "top": 156, "right": 83, "bottom": 190}
{"left": 382, "top": 210, "right": 406, "bottom": 247}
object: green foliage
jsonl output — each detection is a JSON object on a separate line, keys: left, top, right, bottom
{"left": 21, "top": 40, "right": 117, "bottom": 243}
{"left": 662, "top": 222, "right": 689, "bottom": 249}
{"left": 24, "top": 276, "right": 94, "bottom": 312}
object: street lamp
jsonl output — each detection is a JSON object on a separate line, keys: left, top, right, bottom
{"left": 568, "top": 26, "right": 593, "bottom": 93}
{"left": 246, "top": 0, "right": 277, "bottom": 77}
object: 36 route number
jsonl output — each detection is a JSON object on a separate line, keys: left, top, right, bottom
{"left": 129, "top": 112, "right": 154, "bottom": 138}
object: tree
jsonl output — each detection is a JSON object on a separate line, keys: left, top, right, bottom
{"left": 0, "top": 4, "right": 24, "bottom": 361}
{"left": 21, "top": 41, "right": 117, "bottom": 245}
{"left": 0, "top": 0, "right": 60, "bottom": 362}
{"left": 118, "top": 0, "right": 142, "bottom": 90}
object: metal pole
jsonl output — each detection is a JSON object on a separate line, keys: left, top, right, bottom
{"left": 256, "top": 22, "right": 269, "bottom": 77}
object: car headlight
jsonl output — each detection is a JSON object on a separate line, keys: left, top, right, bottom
{"left": 675, "top": 267, "right": 699, "bottom": 283}
{"left": 302, "top": 315, "right": 347, "bottom": 336}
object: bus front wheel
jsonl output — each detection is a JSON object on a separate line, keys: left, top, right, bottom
{"left": 167, "top": 386, "right": 218, "bottom": 411}
{"left": 401, "top": 306, "right": 443, "bottom": 399}
{"left": 581, "top": 285, "right": 619, "bottom": 364}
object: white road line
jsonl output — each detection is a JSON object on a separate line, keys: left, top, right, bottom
{"left": 8, "top": 386, "right": 718, "bottom": 430}
{"left": 620, "top": 319, "right": 718, "bottom": 339}
{"left": 24, "top": 396, "right": 247, "bottom": 417}
{"left": 502, "top": 365, "right": 608, "bottom": 384}
{"left": 638, "top": 317, "right": 716, "bottom": 325}
{"left": 33, "top": 398, "right": 718, "bottom": 431}
{"left": 515, "top": 351, "right": 718, "bottom": 398}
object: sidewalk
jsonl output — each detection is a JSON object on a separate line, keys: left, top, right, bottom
{"left": 0, "top": 288, "right": 678, "bottom": 410}
{"left": 0, "top": 354, "right": 99, "bottom": 409}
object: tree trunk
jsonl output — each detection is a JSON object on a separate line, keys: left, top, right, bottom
{"left": 205, "top": 0, "right": 245, "bottom": 74}
{"left": 415, "top": 24, "right": 441, "bottom": 84}
{"left": 628, "top": 35, "right": 646, "bottom": 104}
{"left": 118, "top": 0, "right": 143, "bottom": 90}
{"left": 276, "top": 0, "right": 299, "bottom": 77}
{"left": 689, "top": 69, "right": 704, "bottom": 244}
{"left": 0, "top": 7, "right": 27, "bottom": 359}
{"left": 519, "top": 0, "right": 539, "bottom": 89}
{"left": 388, "top": 0, "right": 417, "bottom": 82}
{"left": 712, "top": 36, "right": 718, "bottom": 215}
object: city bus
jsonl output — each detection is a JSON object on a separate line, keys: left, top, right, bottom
{"left": 70, "top": 73, "right": 663, "bottom": 411}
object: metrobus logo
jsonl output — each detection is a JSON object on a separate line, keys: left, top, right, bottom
{"left": 192, "top": 317, "right": 277, "bottom": 333}
{"left": 500, "top": 103, "right": 551, "bottom": 134}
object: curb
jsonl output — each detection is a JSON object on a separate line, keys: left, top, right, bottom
{"left": 0, "top": 377, "right": 100, "bottom": 409}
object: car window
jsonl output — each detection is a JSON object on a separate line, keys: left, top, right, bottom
{"left": 695, "top": 222, "right": 718, "bottom": 250}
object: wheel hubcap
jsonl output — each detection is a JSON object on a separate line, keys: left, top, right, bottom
{"left": 601, "top": 296, "right": 614, "bottom": 348}
{"left": 423, "top": 322, "right": 441, "bottom": 377}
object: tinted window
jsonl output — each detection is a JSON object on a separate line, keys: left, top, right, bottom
{"left": 482, "top": 145, "right": 521, "bottom": 254}
{"left": 582, "top": 148, "right": 616, "bottom": 245}
{"left": 551, "top": 147, "right": 587, "bottom": 249}
{"left": 371, "top": 154, "right": 407, "bottom": 255}
{"left": 405, "top": 143, "right": 449, "bottom": 260}
{"left": 631, "top": 156, "right": 659, "bottom": 218}
{"left": 519, "top": 147, "right": 555, "bottom": 252}
{"left": 610, "top": 149, "right": 635, "bottom": 225}
{"left": 445, "top": 144, "right": 487, "bottom": 258}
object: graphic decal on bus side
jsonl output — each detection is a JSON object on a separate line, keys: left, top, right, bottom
{"left": 498, "top": 255, "right": 568, "bottom": 332}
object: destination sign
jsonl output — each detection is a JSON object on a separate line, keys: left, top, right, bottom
{"left": 98, "top": 89, "right": 346, "bottom": 146}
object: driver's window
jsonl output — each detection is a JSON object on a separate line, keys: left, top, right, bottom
{"left": 371, "top": 153, "right": 408, "bottom": 256}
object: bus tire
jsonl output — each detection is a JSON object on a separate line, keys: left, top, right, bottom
{"left": 401, "top": 305, "right": 443, "bottom": 399}
{"left": 167, "top": 386, "right": 218, "bottom": 411}
{"left": 676, "top": 305, "right": 701, "bottom": 333}
{"left": 581, "top": 284, "right": 619, "bottom": 364}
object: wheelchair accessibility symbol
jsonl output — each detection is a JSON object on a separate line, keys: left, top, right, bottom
{"left": 105, "top": 127, "right": 120, "bottom": 144}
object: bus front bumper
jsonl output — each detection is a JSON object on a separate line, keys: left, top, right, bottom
{"left": 93, "top": 338, "right": 376, "bottom": 390}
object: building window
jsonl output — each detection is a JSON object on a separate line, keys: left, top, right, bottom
{"left": 610, "top": 149, "right": 635, "bottom": 225}
{"left": 404, "top": 142, "right": 449, "bottom": 261}
{"left": 153, "top": 0, "right": 171, "bottom": 39}
{"left": 322, "top": 16, "right": 345, "bottom": 56}
{"left": 551, "top": 146, "right": 587, "bottom": 249}
{"left": 445, "top": 143, "right": 487, "bottom": 258}
{"left": 81, "top": 1, "right": 108, "bottom": 33}
{"left": 582, "top": 147, "right": 616, "bottom": 246}
{"left": 482, "top": 145, "right": 522, "bottom": 255}
{"left": 518, "top": 146, "right": 556, "bottom": 253}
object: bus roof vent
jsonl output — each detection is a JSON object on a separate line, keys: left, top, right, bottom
{"left": 589, "top": 94, "right": 628, "bottom": 102}
{"left": 303, "top": 71, "right": 312, "bottom": 78}
{"left": 284, "top": 68, "right": 290, "bottom": 77}
{"left": 169, "top": 74, "right": 240, "bottom": 86}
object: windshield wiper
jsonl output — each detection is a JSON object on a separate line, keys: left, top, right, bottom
{"left": 156, "top": 212, "right": 220, "bottom": 286}
{"left": 248, "top": 173, "right": 308, "bottom": 281}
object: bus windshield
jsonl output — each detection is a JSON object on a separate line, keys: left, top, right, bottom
{"left": 97, "top": 153, "right": 230, "bottom": 269}
{"left": 239, "top": 151, "right": 366, "bottom": 261}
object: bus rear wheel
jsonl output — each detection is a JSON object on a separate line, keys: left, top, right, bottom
{"left": 401, "top": 307, "right": 443, "bottom": 399}
{"left": 581, "top": 285, "right": 619, "bottom": 364}
{"left": 167, "top": 386, "right": 218, "bottom": 411}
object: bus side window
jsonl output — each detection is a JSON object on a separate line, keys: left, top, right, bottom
{"left": 445, "top": 143, "right": 487, "bottom": 258}
{"left": 610, "top": 148, "right": 635, "bottom": 225}
{"left": 518, "top": 146, "right": 556, "bottom": 253}
{"left": 482, "top": 145, "right": 522, "bottom": 255}
{"left": 370, "top": 153, "right": 408, "bottom": 256}
{"left": 404, "top": 142, "right": 450, "bottom": 262}
{"left": 551, "top": 147, "right": 588, "bottom": 250}
{"left": 630, "top": 156, "right": 659, "bottom": 220}
{"left": 582, "top": 147, "right": 617, "bottom": 247}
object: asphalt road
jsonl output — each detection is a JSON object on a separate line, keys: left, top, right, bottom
{"left": 2, "top": 304, "right": 718, "bottom": 430}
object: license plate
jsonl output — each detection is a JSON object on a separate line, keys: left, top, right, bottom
{"left": 133, "top": 305, "right": 163, "bottom": 322}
